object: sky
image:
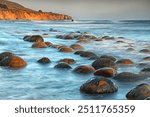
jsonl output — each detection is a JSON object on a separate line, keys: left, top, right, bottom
{"left": 11, "top": 0, "right": 150, "bottom": 20}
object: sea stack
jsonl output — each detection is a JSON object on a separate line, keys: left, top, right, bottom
{"left": 0, "top": 0, "right": 72, "bottom": 20}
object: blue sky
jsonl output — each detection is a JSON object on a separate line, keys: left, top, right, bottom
{"left": 11, "top": 0, "right": 150, "bottom": 20}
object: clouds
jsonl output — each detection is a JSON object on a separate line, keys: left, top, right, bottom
{"left": 11, "top": 0, "right": 150, "bottom": 19}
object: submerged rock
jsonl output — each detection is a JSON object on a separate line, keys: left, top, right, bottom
{"left": 45, "top": 42, "right": 52, "bottom": 47}
{"left": 70, "top": 44, "right": 84, "bottom": 50}
{"left": 54, "top": 62, "right": 72, "bottom": 69}
{"left": 139, "top": 49, "right": 150, "bottom": 53}
{"left": 59, "top": 47, "right": 74, "bottom": 52}
{"left": 92, "top": 58, "right": 117, "bottom": 70}
{"left": 94, "top": 67, "right": 116, "bottom": 77}
{"left": 58, "top": 58, "right": 76, "bottom": 64}
{"left": 113, "top": 72, "right": 141, "bottom": 82}
{"left": 142, "top": 56, "right": 150, "bottom": 61}
{"left": 73, "top": 65, "right": 95, "bottom": 74}
{"left": 32, "top": 42, "right": 47, "bottom": 48}
{"left": 80, "top": 78, "right": 118, "bottom": 94}
{"left": 0, "top": 52, "right": 26, "bottom": 68}
{"left": 116, "top": 59, "right": 134, "bottom": 65}
{"left": 37, "top": 57, "right": 51, "bottom": 64}
{"left": 51, "top": 44, "right": 62, "bottom": 49}
{"left": 23, "top": 35, "right": 44, "bottom": 42}
{"left": 126, "top": 83, "right": 150, "bottom": 100}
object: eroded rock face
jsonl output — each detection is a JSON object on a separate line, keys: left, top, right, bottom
{"left": 73, "top": 65, "right": 95, "bottom": 74}
{"left": 113, "top": 72, "right": 141, "bottom": 82}
{"left": 92, "top": 58, "right": 117, "bottom": 70}
{"left": 126, "top": 83, "right": 150, "bottom": 100}
{"left": 80, "top": 78, "right": 118, "bottom": 94}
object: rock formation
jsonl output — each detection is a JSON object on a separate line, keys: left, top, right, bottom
{"left": 0, "top": 0, "right": 72, "bottom": 20}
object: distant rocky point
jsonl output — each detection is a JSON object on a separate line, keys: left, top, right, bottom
{"left": 0, "top": 0, "right": 72, "bottom": 20}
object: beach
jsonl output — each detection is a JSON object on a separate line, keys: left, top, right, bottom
{"left": 0, "top": 20, "right": 150, "bottom": 100}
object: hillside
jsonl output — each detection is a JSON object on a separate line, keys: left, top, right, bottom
{"left": 0, "top": 0, "right": 72, "bottom": 20}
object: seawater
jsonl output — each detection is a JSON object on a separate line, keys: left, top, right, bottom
{"left": 0, "top": 20, "right": 150, "bottom": 100}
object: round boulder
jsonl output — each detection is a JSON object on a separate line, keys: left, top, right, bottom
{"left": 142, "top": 56, "right": 150, "bottom": 61}
{"left": 0, "top": 52, "right": 15, "bottom": 61}
{"left": 32, "top": 42, "right": 47, "bottom": 48}
{"left": 139, "top": 49, "right": 150, "bottom": 53}
{"left": 100, "top": 55, "right": 117, "bottom": 62}
{"left": 54, "top": 62, "right": 72, "bottom": 69}
{"left": 58, "top": 58, "right": 76, "bottom": 64}
{"left": 113, "top": 72, "right": 141, "bottom": 82}
{"left": 70, "top": 44, "right": 84, "bottom": 50}
{"left": 73, "top": 65, "right": 95, "bottom": 74}
{"left": 80, "top": 78, "right": 118, "bottom": 94}
{"left": 92, "top": 58, "right": 117, "bottom": 70}
{"left": 45, "top": 42, "right": 52, "bottom": 47}
{"left": 8, "top": 56, "right": 27, "bottom": 68}
{"left": 23, "top": 35, "right": 44, "bottom": 42}
{"left": 94, "top": 67, "right": 116, "bottom": 77}
{"left": 74, "top": 51, "right": 84, "bottom": 55}
{"left": 116, "top": 59, "right": 134, "bottom": 65}
{"left": 80, "top": 51, "right": 97, "bottom": 58}
{"left": 126, "top": 83, "right": 150, "bottom": 100}
{"left": 59, "top": 47, "right": 74, "bottom": 52}
{"left": 51, "top": 44, "right": 62, "bottom": 49}
{"left": 37, "top": 57, "right": 51, "bottom": 64}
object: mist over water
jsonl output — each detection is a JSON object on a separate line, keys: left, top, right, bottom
{"left": 0, "top": 20, "right": 149, "bottom": 99}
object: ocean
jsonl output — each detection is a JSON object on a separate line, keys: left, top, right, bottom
{"left": 0, "top": 20, "right": 149, "bottom": 100}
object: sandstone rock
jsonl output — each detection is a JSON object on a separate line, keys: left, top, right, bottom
{"left": 54, "top": 62, "right": 72, "bottom": 69}
{"left": 74, "top": 51, "right": 84, "bottom": 55}
{"left": 23, "top": 35, "right": 44, "bottom": 42}
{"left": 32, "top": 42, "right": 47, "bottom": 48}
{"left": 0, "top": 52, "right": 15, "bottom": 61}
{"left": 58, "top": 58, "right": 76, "bottom": 64}
{"left": 92, "top": 58, "right": 117, "bottom": 70}
{"left": 70, "top": 44, "right": 83, "bottom": 50}
{"left": 8, "top": 56, "right": 27, "bottom": 68}
{"left": 94, "top": 67, "right": 116, "bottom": 77}
{"left": 100, "top": 55, "right": 116, "bottom": 62}
{"left": 59, "top": 47, "right": 74, "bottom": 52}
{"left": 113, "top": 72, "right": 141, "bottom": 82}
{"left": 37, "top": 57, "right": 51, "bottom": 64}
{"left": 116, "top": 59, "right": 134, "bottom": 65}
{"left": 126, "top": 83, "right": 150, "bottom": 100}
{"left": 80, "top": 51, "right": 97, "bottom": 58}
{"left": 80, "top": 78, "right": 118, "bottom": 94}
{"left": 142, "top": 56, "right": 150, "bottom": 61}
{"left": 51, "top": 44, "right": 62, "bottom": 49}
{"left": 63, "top": 34, "right": 74, "bottom": 39}
{"left": 73, "top": 65, "right": 95, "bottom": 74}
{"left": 56, "top": 35, "right": 63, "bottom": 39}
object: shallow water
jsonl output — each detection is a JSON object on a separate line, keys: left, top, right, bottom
{"left": 0, "top": 20, "right": 150, "bottom": 100}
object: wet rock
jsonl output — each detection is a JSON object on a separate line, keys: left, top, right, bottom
{"left": 116, "top": 59, "right": 134, "bottom": 65}
{"left": 63, "top": 34, "right": 74, "bottom": 39}
{"left": 42, "top": 33, "right": 49, "bottom": 36}
{"left": 32, "top": 42, "right": 47, "bottom": 48}
{"left": 94, "top": 67, "right": 116, "bottom": 77}
{"left": 140, "top": 68, "right": 150, "bottom": 77}
{"left": 37, "top": 57, "right": 51, "bottom": 64}
{"left": 51, "top": 44, "right": 62, "bottom": 49}
{"left": 45, "top": 42, "right": 52, "bottom": 47}
{"left": 8, "top": 56, "right": 27, "bottom": 68}
{"left": 139, "top": 49, "right": 150, "bottom": 53}
{"left": 116, "top": 40, "right": 126, "bottom": 43}
{"left": 80, "top": 51, "right": 97, "bottom": 58}
{"left": 77, "top": 39, "right": 89, "bottom": 43}
{"left": 73, "top": 65, "right": 95, "bottom": 74}
{"left": 100, "top": 55, "right": 116, "bottom": 62}
{"left": 92, "top": 58, "right": 117, "bottom": 70}
{"left": 138, "top": 62, "right": 150, "bottom": 68}
{"left": 83, "top": 34, "right": 97, "bottom": 39}
{"left": 58, "top": 58, "right": 76, "bottom": 64}
{"left": 80, "top": 78, "right": 118, "bottom": 94}
{"left": 142, "top": 56, "right": 150, "bottom": 61}
{"left": 126, "top": 47, "right": 135, "bottom": 51}
{"left": 102, "top": 36, "right": 115, "bottom": 40}
{"left": 0, "top": 52, "right": 15, "bottom": 61}
{"left": 74, "top": 51, "right": 84, "bottom": 55}
{"left": 70, "top": 44, "right": 84, "bottom": 50}
{"left": 113, "top": 72, "right": 141, "bottom": 82}
{"left": 54, "top": 62, "right": 72, "bottom": 69}
{"left": 126, "top": 83, "right": 150, "bottom": 100}
{"left": 23, "top": 35, "right": 44, "bottom": 42}
{"left": 49, "top": 28, "right": 58, "bottom": 32}
{"left": 59, "top": 47, "right": 74, "bottom": 52}
{"left": 56, "top": 35, "right": 64, "bottom": 39}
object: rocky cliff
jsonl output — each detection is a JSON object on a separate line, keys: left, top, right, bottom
{"left": 0, "top": 0, "right": 72, "bottom": 20}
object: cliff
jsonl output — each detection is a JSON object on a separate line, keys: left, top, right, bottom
{"left": 0, "top": 0, "right": 72, "bottom": 20}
